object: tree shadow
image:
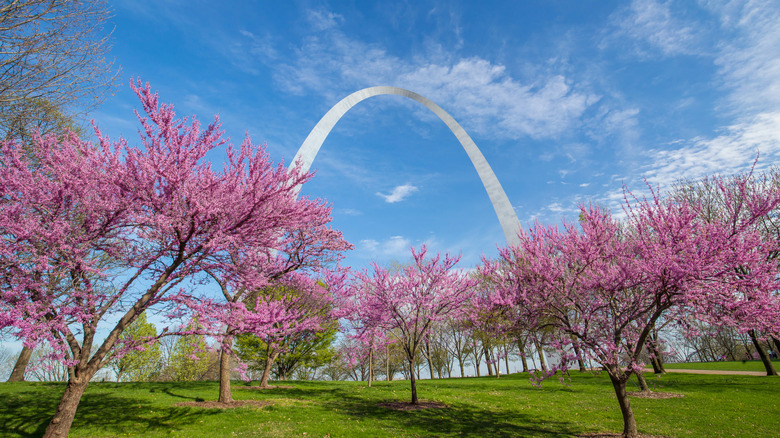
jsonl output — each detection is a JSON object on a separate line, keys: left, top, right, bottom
{"left": 316, "top": 390, "right": 584, "bottom": 437}
{"left": 0, "top": 384, "right": 221, "bottom": 437}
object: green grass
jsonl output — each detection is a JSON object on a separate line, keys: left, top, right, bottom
{"left": 1, "top": 371, "right": 778, "bottom": 437}
{"left": 661, "top": 359, "right": 780, "bottom": 372}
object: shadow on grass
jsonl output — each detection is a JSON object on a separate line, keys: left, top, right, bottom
{"left": 0, "top": 383, "right": 221, "bottom": 438}
{"left": 326, "top": 393, "right": 581, "bottom": 437}
{"left": 242, "top": 382, "right": 580, "bottom": 437}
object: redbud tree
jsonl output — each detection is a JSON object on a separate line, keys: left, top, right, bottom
{"left": 0, "top": 80, "right": 338, "bottom": 437}
{"left": 483, "top": 174, "right": 780, "bottom": 438}
{"left": 339, "top": 246, "right": 477, "bottom": 404}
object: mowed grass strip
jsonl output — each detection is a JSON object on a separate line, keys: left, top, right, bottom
{"left": 1, "top": 371, "right": 778, "bottom": 437}
{"left": 660, "top": 359, "right": 780, "bottom": 372}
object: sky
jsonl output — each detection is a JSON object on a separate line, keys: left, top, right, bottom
{"left": 97, "top": 0, "right": 780, "bottom": 271}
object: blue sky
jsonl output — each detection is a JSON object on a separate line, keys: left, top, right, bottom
{"left": 97, "top": 0, "right": 780, "bottom": 271}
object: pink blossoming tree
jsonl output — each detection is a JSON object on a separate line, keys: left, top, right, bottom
{"left": 484, "top": 174, "right": 780, "bottom": 438}
{"left": 339, "top": 246, "right": 477, "bottom": 404}
{"left": 197, "top": 222, "right": 351, "bottom": 402}
{"left": 0, "top": 80, "right": 340, "bottom": 437}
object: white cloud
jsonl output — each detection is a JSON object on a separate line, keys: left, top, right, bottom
{"left": 359, "top": 236, "right": 412, "bottom": 258}
{"left": 376, "top": 183, "right": 419, "bottom": 203}
{"left": 609, "top": 0, "right": 705, "bottom": 57}
{"left": 339, "top": 208, "right": 362, "bottom": 216}
{"left": 273, "top": 16, "right": 598, "bottom": 140}
{"left": 594, "top": 112, "right": 780, "bottom": 216}
{"left": 642, "top": 112, "right": 780, "bottom": 187}
{"left": 305, "top": 9, "right": 344, "bottom": 31}
{"left": 713, "top": 1, "right": 780, "bottom": 115}
{"left": 602, "top": 1, "right": 780, "bottom": 211}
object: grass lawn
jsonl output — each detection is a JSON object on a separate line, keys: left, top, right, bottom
{"left": 661, "top": 359, "right": 780, "bottom": 372}
{"left": 1, "top": 371, "right": 778, "bottom": 437}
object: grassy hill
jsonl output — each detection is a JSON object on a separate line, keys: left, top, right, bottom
{"left": 1, "top": 371, "right": 778, "bottom": 437}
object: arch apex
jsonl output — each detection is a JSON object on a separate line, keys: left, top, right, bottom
{"left": 292, "top": 87, "right": 521, "bottom": 246}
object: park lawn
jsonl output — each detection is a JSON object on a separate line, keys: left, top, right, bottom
{"left": 660, "top": 359, "right": 780, "bottom": 372}
{"left": 0, "top": 372, "right": 778, "bottom": 437}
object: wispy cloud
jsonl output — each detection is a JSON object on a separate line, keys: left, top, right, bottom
{"left": 359, "top": 236, "right": 412, "bottom": 258}
{"left": 713, "top": 1, "right": 780, "bottom": 115}
{"left": 607, "top": 0, "right": 706, "bottom": 57}
{"left": 272, "top": 9, "right": 598, "bottom": 140}
{"left": 305, "top": 9, "right": 344, "bottom": 31}
{"left": 642, "top": 112, "right": 780, "bottom": 187}
{"left": 601, "top": 1, "right": 780, "bottom": 209}
{"left": 376, "top": 183, "right": 419, "bottom": 203}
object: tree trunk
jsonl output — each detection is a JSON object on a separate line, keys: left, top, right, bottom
{"left": 571, "top": 338, "right": 586, "bottom": 372}
{"left": 368, "top": 347, "right": 373, "bottom": 388}
{"left": 218, "top": 347, "right": 233, "bottom": 403}
{"left": 535, "top": 340, "right": 547, "bottom": 371}
{"left": 772, "top": 336, "right": 780, "bottom": 356}
{"left": 649, "top": 355, "right": 663, "bottom": 374}
{"left": 484, "top": 346, "right": 494, "bottom": 376}
{"left": 425, "top": 342, "right": 435, "bottom": 379}
{"left": 259, "top": 348, "right": 280, "bottom": 388}
{"left": 409, "top": 358, "right": 418, "bottom": 404}
{"left": 7, "top": 345, "right": 33, "bottom": 382}
{"left": 648, "top": 331, "right": 666, "bottom": 373}
{"left": 635, "top": 370, "right": 650, "bottom": 392}
{"left": 517, "top": 337, "right": 529, "bottom": 373}
{"left": 520, "top": 353, "right": 529, "bottom": 373}
{"left": 749, "top": 330, "right": 778, "bottom": 376}
{"left": 43, "top": 377, "right": 90, "bottom": 438}
{"left": 504, "top": 345, "right": 511, "bottom": 375}
{"left": 608, "top": 371, "right": 639, "bottom": 438}
{"left": 386, "top": 344, "right": 390, "bottom": 381}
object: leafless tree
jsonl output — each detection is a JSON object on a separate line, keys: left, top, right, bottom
{"left": 1, "top": 0, "right": 118, "bottom": 140}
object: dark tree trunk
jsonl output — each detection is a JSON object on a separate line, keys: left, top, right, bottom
{"left": 517, "top": 337, "right": 529, "bottom": 372}
{"left": 520, "top": 353, "right": 529, "bottom": 373}
{"left": 386, "top": 344, "right": 390, "bottom": 381}
{"left": 485, "top": 347, "right": 494, "bottom": 376}
{"left": 218, "top": 347, "right": 233, "bottom": 403}
{"left": 259, "top": 348, "right": 280, "bottom": 388}
{"left": 535, "top": 340, "right": 547, "bottom": 371}
{"left": 424, "top": 343, "right": 435, "bottom": 379}
{"left": 368, "top": 347, "right": 373, "bottom": 387}
{"left": 749, "top": 330, "right": 778, "bottom": 376}
{"left": 43, "top": 377, "right": 91, "bottom": 438}
{"left": 571, "top": 338, "right": 586, "bottom": 372}
{"left": 649, "top": 355, "right": 663, "bottom": 374}
{"left": 458, "top": 357, "right": 465, "bottom": 378}
{"left": 608, "top": 370, "right": 639, "bottom": 438}
{"left": 409, "top": 358, "right": 418, "bottom": 404}
{"left": 7, "top": 345, "right": 33, "bottom": 382}
{"left": 635, "top": 370, "right": 650, "bottom": 392}
{"left": 648, "top": 331, "right": 666, "bottom": 373}
{"left": 772, "top": 336, "right": 780, "bottom": 356}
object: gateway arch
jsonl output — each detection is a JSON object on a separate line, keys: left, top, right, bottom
{"left": 291, "top": 86, "right": 521, "bottom": 246}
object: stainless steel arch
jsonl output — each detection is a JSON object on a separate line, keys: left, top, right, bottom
{"left": 291, "top": 86, "right": 521, "bottom": 246}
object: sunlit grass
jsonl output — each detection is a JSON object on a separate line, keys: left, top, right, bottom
{"left": 1, "top": 371, "right": 778, "bottom": 437}
{"left": 661, "top": 359, "right": 780, "bottom": 372}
